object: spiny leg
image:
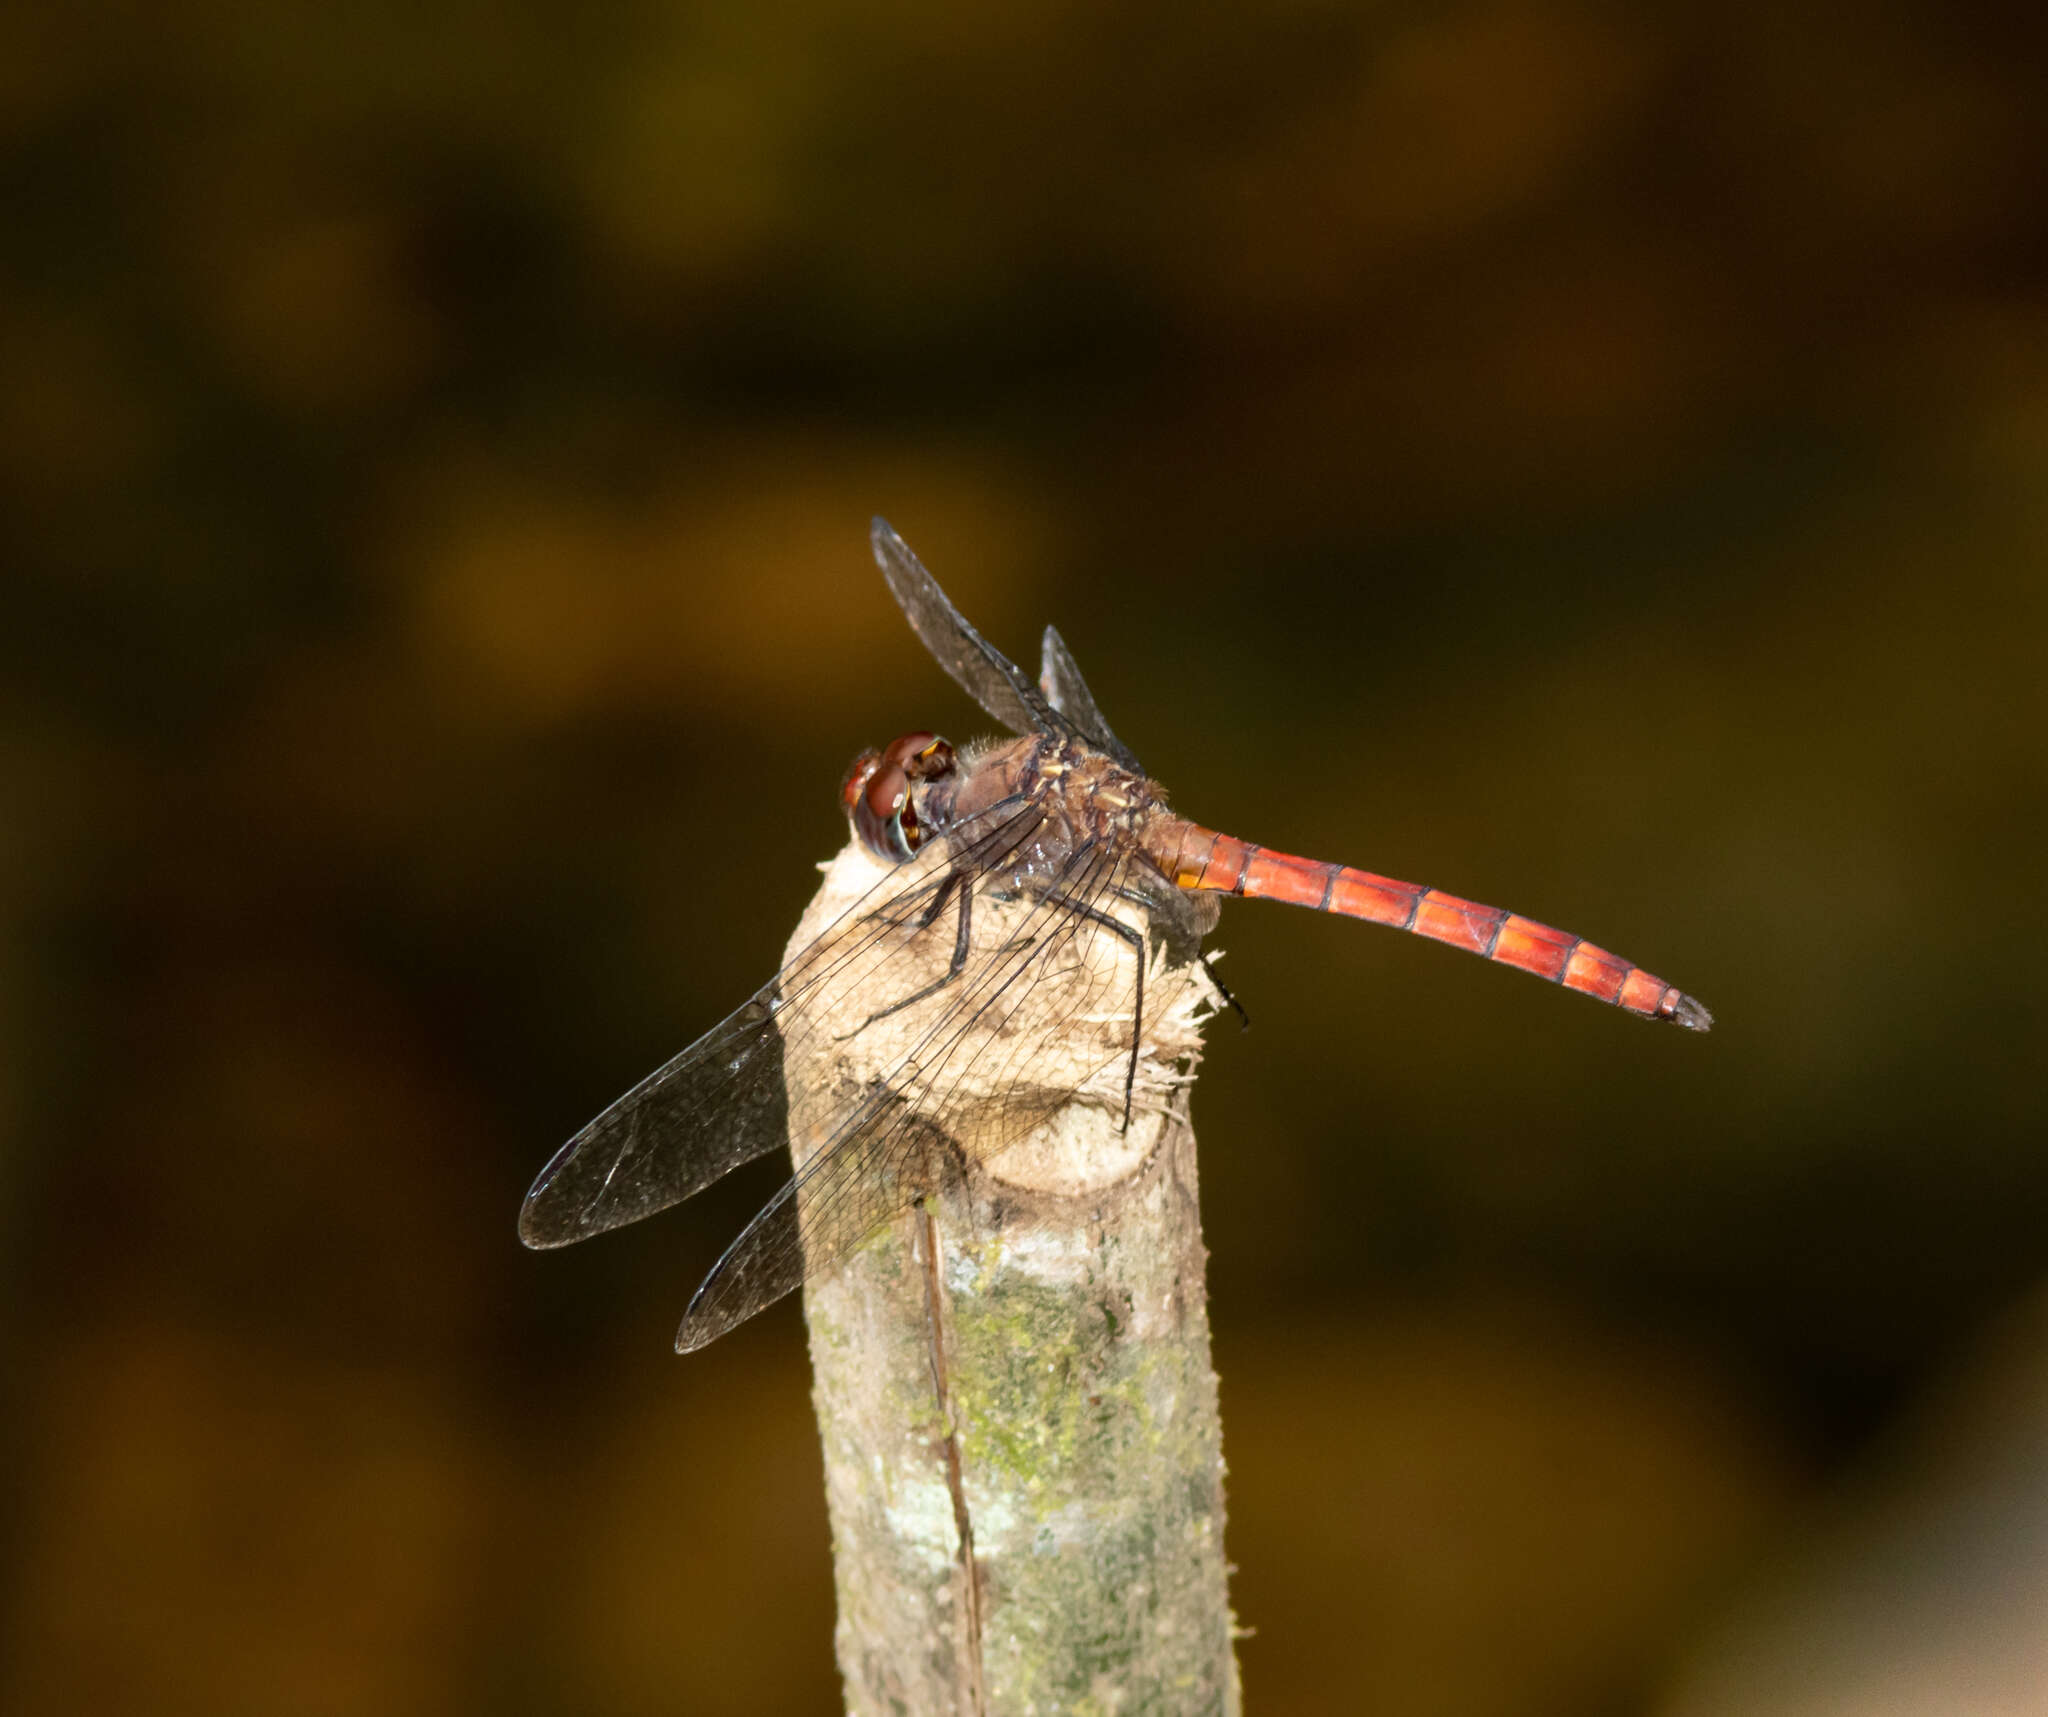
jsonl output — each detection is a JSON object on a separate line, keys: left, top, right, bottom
{"left": 1107, "top": 877, "right": 1250, "bottom": 1033}
{"left": 1055, "top": 897, "right": 1147, "bottom": 1132}
{"left": 839, "top": 870, "right": 974, "bottom": 1039}
{"left": 1200, "top": 954, "right": 1249, "bottom": 1029}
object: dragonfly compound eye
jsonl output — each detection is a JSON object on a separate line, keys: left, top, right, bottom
{"left": 846, "top": 732, "right": 955, "bottom": 863}
{"left": 883, "top": 731, "right": 955, "bottom": 783}
{"left": 840, "top": 748, "right": 884, "bottom": 821}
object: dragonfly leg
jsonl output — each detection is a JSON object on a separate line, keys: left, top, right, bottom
{"left": 1109, "top": 875, "right": 1249, "bottom": 1032}
{"left": 1054, "top": 898, "right": 1146, "bottom": 1133}
{"left": 1199, "top": 954, "right": 1250, "bottom": 1030}
{"left": 838, "top": 870, "right": 974, "bottom": 1039}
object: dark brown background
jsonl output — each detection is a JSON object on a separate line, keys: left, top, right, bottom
{"left": 5, "top": 1, "right": 2046, "bottom": 1712}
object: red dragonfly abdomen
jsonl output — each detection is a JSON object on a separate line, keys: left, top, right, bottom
{"left": 1145, "top": 820, "right": 1712, "bottom": 1030}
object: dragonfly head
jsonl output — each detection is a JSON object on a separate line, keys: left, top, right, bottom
{"left": 841, "top": 731, "right": 957, "bottom": 862}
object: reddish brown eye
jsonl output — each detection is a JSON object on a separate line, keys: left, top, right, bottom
{"left": 853, "top": 760, "right": 913, "bottom": 860}
{"left": 886, "top": 732, "right": 956, "bottom": 783}
{"left": 840, "top": 748, "right": 883, "bottom": 821}
{"left": 844, "top": 732, "right": 956, "bottom": 863}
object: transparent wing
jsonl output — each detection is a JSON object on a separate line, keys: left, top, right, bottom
{"left": 676, "top": 836, "right": 1160, "bottom": 1351}
{"left": 870, "top": 517, "right": 1072, "bottom": 740}
{"left": 1039, "top": 623, "right": 1142, "bottom": 774}
{"left": 518, "top": 797, "right": 1049, "bottom": 1248}
{"left": 517, "top": 988, "right": 786, "bottom": 1248}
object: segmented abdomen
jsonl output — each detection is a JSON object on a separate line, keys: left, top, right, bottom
{"left": 1144, "top": 820, "right": 1711, "bottom": 1030}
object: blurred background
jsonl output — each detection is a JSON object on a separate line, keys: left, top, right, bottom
{"left": 4, "top": 0, "right": 2046, "bottom": 1712}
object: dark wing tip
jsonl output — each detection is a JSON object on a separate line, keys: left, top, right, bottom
{"left": 516, "top": 1157, "right": 566, "bottom": 1248}
{"left": 673, "top": 1268, "right": 742, "bottom": 1354}
{"left": 870, "top": 515, "right": 901, "bottom": 562}
{"left": 516, "top": 1176, "right": 581, "bottom": 1249}
{"left": 1664, "top": 991, "right": 1714, "bottom": 1032}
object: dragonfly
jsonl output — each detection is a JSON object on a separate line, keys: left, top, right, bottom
{"left": 520, "top": 519, "right": 1712, "bottom": 1351}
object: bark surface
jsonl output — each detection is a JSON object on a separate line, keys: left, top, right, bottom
{"left": 787, "top": 841, "right": 1241, "bottom": 1717}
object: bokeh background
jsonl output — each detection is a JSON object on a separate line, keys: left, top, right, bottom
{"left": 6, "top": 1, "right": 2047, "bottom": 1712}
